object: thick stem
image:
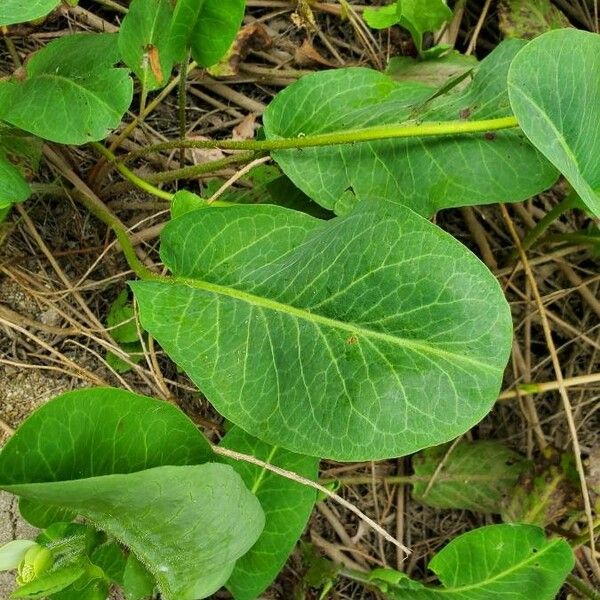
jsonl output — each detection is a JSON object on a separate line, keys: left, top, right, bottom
{"left": 125, "top": 116, "right": 519, "bottom": 158}
{"left": 566, "top": 574, "right": 600, "bottom": 600}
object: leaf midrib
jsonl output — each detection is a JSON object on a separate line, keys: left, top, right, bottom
{"left": 434, "top": 538, "right": 560, "bottom": 594}
{"left": 171, "top": 276, "right": 500, "bottom": 373}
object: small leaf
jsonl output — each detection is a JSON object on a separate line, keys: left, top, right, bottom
{"left": 51, "top": 577, "right": 109, "bottom": 600}
{"left": 90, "top": 542, "right": 127, "bottom": 586}
{"left": 363, "top": 4, "right": 398, "bottom": 29}
{"left": 508, "top": 29, "right": 600, "bottom": 216}
{"left": 0, "top": 540, "right": 37, "bottom": 572}
{"left": 0, "top": 0, "right": 61, "bottom": 25}
{"left": 190, "top": 0, "right": 246, "bottom": 67}
{"left": 365, "top": 0, "right": 452, "bottom": 54}
{"left": 0, "top": 157, "right": 30, "bottom": 210}
{"left": 411, "top": 441, "right": 529, "bottom": 513}
{"left": 107, "top": 290, "right": 140, "bottom": 344}
{"left": 264, "top": 40, "right": 557, "bottom": 216}
{"left": 499, "top": 0, "right": 570, "bottom": 39}
{"left": 123, "top": 554, "right": 155, "bottom": 600}
{"left": 222, "top": 428, "right": 319, "bottom": 600}
{"left": 379, "top": 524, "right": 574, "bottom": 599}
{"left": 0, "top": 34, "right": 133, "bottom": 145}
{"left": 132, "top": 203, "right": 512, "bottom": 461}
{"left": 118, "top": 0, "right": 175, "bottom": 91}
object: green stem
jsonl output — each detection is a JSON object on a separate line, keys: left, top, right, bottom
{"left": 92, "top": 143, "right": 174, "bottom": 201}
{"left": 125, "top": 116, "right": 519, "bottom": 158}
{"left": 71, "top": 188, "right": 161, "bottom": 282}
{"left": 566, "top": 574, "right": 600, "bottom": 600}
{"left": 510, "top": 192, "right": 582, "bottom": 261}
{"left": 143, "top": 151, "right": 263, "bottom": 185}
{"left": 178, "top": 52, "right": 191, "bottom": 168}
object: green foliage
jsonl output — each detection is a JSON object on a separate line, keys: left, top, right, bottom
{"left": 508, "top": 29, "right": 600, "bottom": 216}
{"left": 386, "top": 51, "right": 476, "bottom": 88}
{"left": 369, "top": 525, "right": 574, "bottom": 599}
{"left": 132, "top": 203, "right": 512, "bottom": 461}
{"left": 0, "top": 34, "right": 133, "bottom": 145}
{"left": 0, "top": 389, "right": 266, "bottom": 599}
{"left": 122, "top": 554, "right": 155, "bottom": 600}
{"left": 0, "top": 0, "right": 62, "bottom": 26}
{"left": 118, "top": 0, "right": 175, "bottom": 91}
{"left": 411, "top": 441, "right": 529, "bottom": 513}
{"left": 499, "top": 0, "right": 570, "bottom": 39}
{"left": 0, "top": 157, "right": 30, "bottom": 209}
{"left": 264, "top": 41, "right": 558, "bottom": 217}
{"left": 105, "top": 290, "right": 143, "bottom": 373}
{"left": 221, "top": 428, "right": 319, "bottom": 600}
{"left": 364, "top": 0, "right": 452, "bottom": 55}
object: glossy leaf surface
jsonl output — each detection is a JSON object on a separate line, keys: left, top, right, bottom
{"left": 132, "top": 203, "right": 512, "bottom": 461}
{"left": 508, "top": 29, "right": 600, "bottom": 216}
{"left": 222, "top": 428, "right": 319, "bottom": 600}
{"left": 264, "top": 41, "right": 557, "bottom": 216}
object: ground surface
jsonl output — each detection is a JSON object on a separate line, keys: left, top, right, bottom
{"left": 1, "top": 1, "right": 599, "bottom": 599}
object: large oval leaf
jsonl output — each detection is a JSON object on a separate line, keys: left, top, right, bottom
{"left": 0, "top": 388, "right": 264, "bottom": 600}
{"left": 0, "top": 34, "right": 133, "bottom": 145}
{"left": 375, "top": 524, "right": 573, "bottom": 599}
{"left": 263, "top": 40, "right": 557, "bottom": 217}
{"left": 508, "top": 29, "right": 600, "bottom": 216}
{"left": 132, "top": 203, "right": 512, "bottom": 461}
{"left": 0, "top": 0, "right": 61, "bottom": 25}
{"left": 222, "top": 428, "right": 319, "bottom": 600}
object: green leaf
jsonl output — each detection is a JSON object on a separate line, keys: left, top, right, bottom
{"left": 189, "top": 0, "right": 246, "bottom": 67}
{"left": 168, "top": 0, "right": 207, "bottom": 62}
{"left": 264, "top": 40, "right": 558, "bottom": 217}
{"left": 386, "top": 52, "right": 476, "bottom": 88}
{"left": 19, "top": 499, "right": 75, "bottom": 529}
{"left": 364, "top": 0, "right": 452, "bottom": 54}
{"left": 132, "top": 203, "right": 512, "bottom": 461}
{"left": 123, "top": 554, "right": 154, "bottom": 600}
{"left": 0, "top": 388, "right": 213, "bottom": 483}
{"left": 508, "top": 29, "right": 600, "bottom": 217}
{"left": 90, "top": 542, "right": 127, "bottom": 586}
{"left": 363, "top": 4, "right": 398, "bottom": 29}
{"left": 411, "top": 441, "right": 529, "bottom": 513}
{"left": 0, "top": 0, "right": 61, "bottom": 25}
{"left": 376, "top": 524, "right": 573, "bottom": 599}
{"left": 222, "top": 428, "right": 319, "bottom": 600}
{"left": 51, "top": 577, "right": 109, "bottom": 600}
{"left": 5, "top": 467, "right": 264, "bottom": 600}
{"left": 0, "top": 540, "right": 37, "bottom": 571}
{"left": 499, "top": 0, "right": 570, "bottom": 39}
{"left": 0, "top": 157, "right": 30, "bottom": 210}
{"left": 171, "top": 190, "right": 208, "bottom": 219}
{"left": 0, "top": 34, "right": 133, "bottom": 145}
{"left": 118, "top": 0, "right": 175, "bottom": 91}
{"left": 12, "top": 565, "right": 86, "bottom": 599}
{"left": 0, "top": 389, "right": 264, "bottom": 599}
{"left": 107, "top": 290, "right": 139, "bottom": 344}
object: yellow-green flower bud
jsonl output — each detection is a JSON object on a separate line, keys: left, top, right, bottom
{"left": 16, "top": 545, "right": 53, "bottom": 585}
